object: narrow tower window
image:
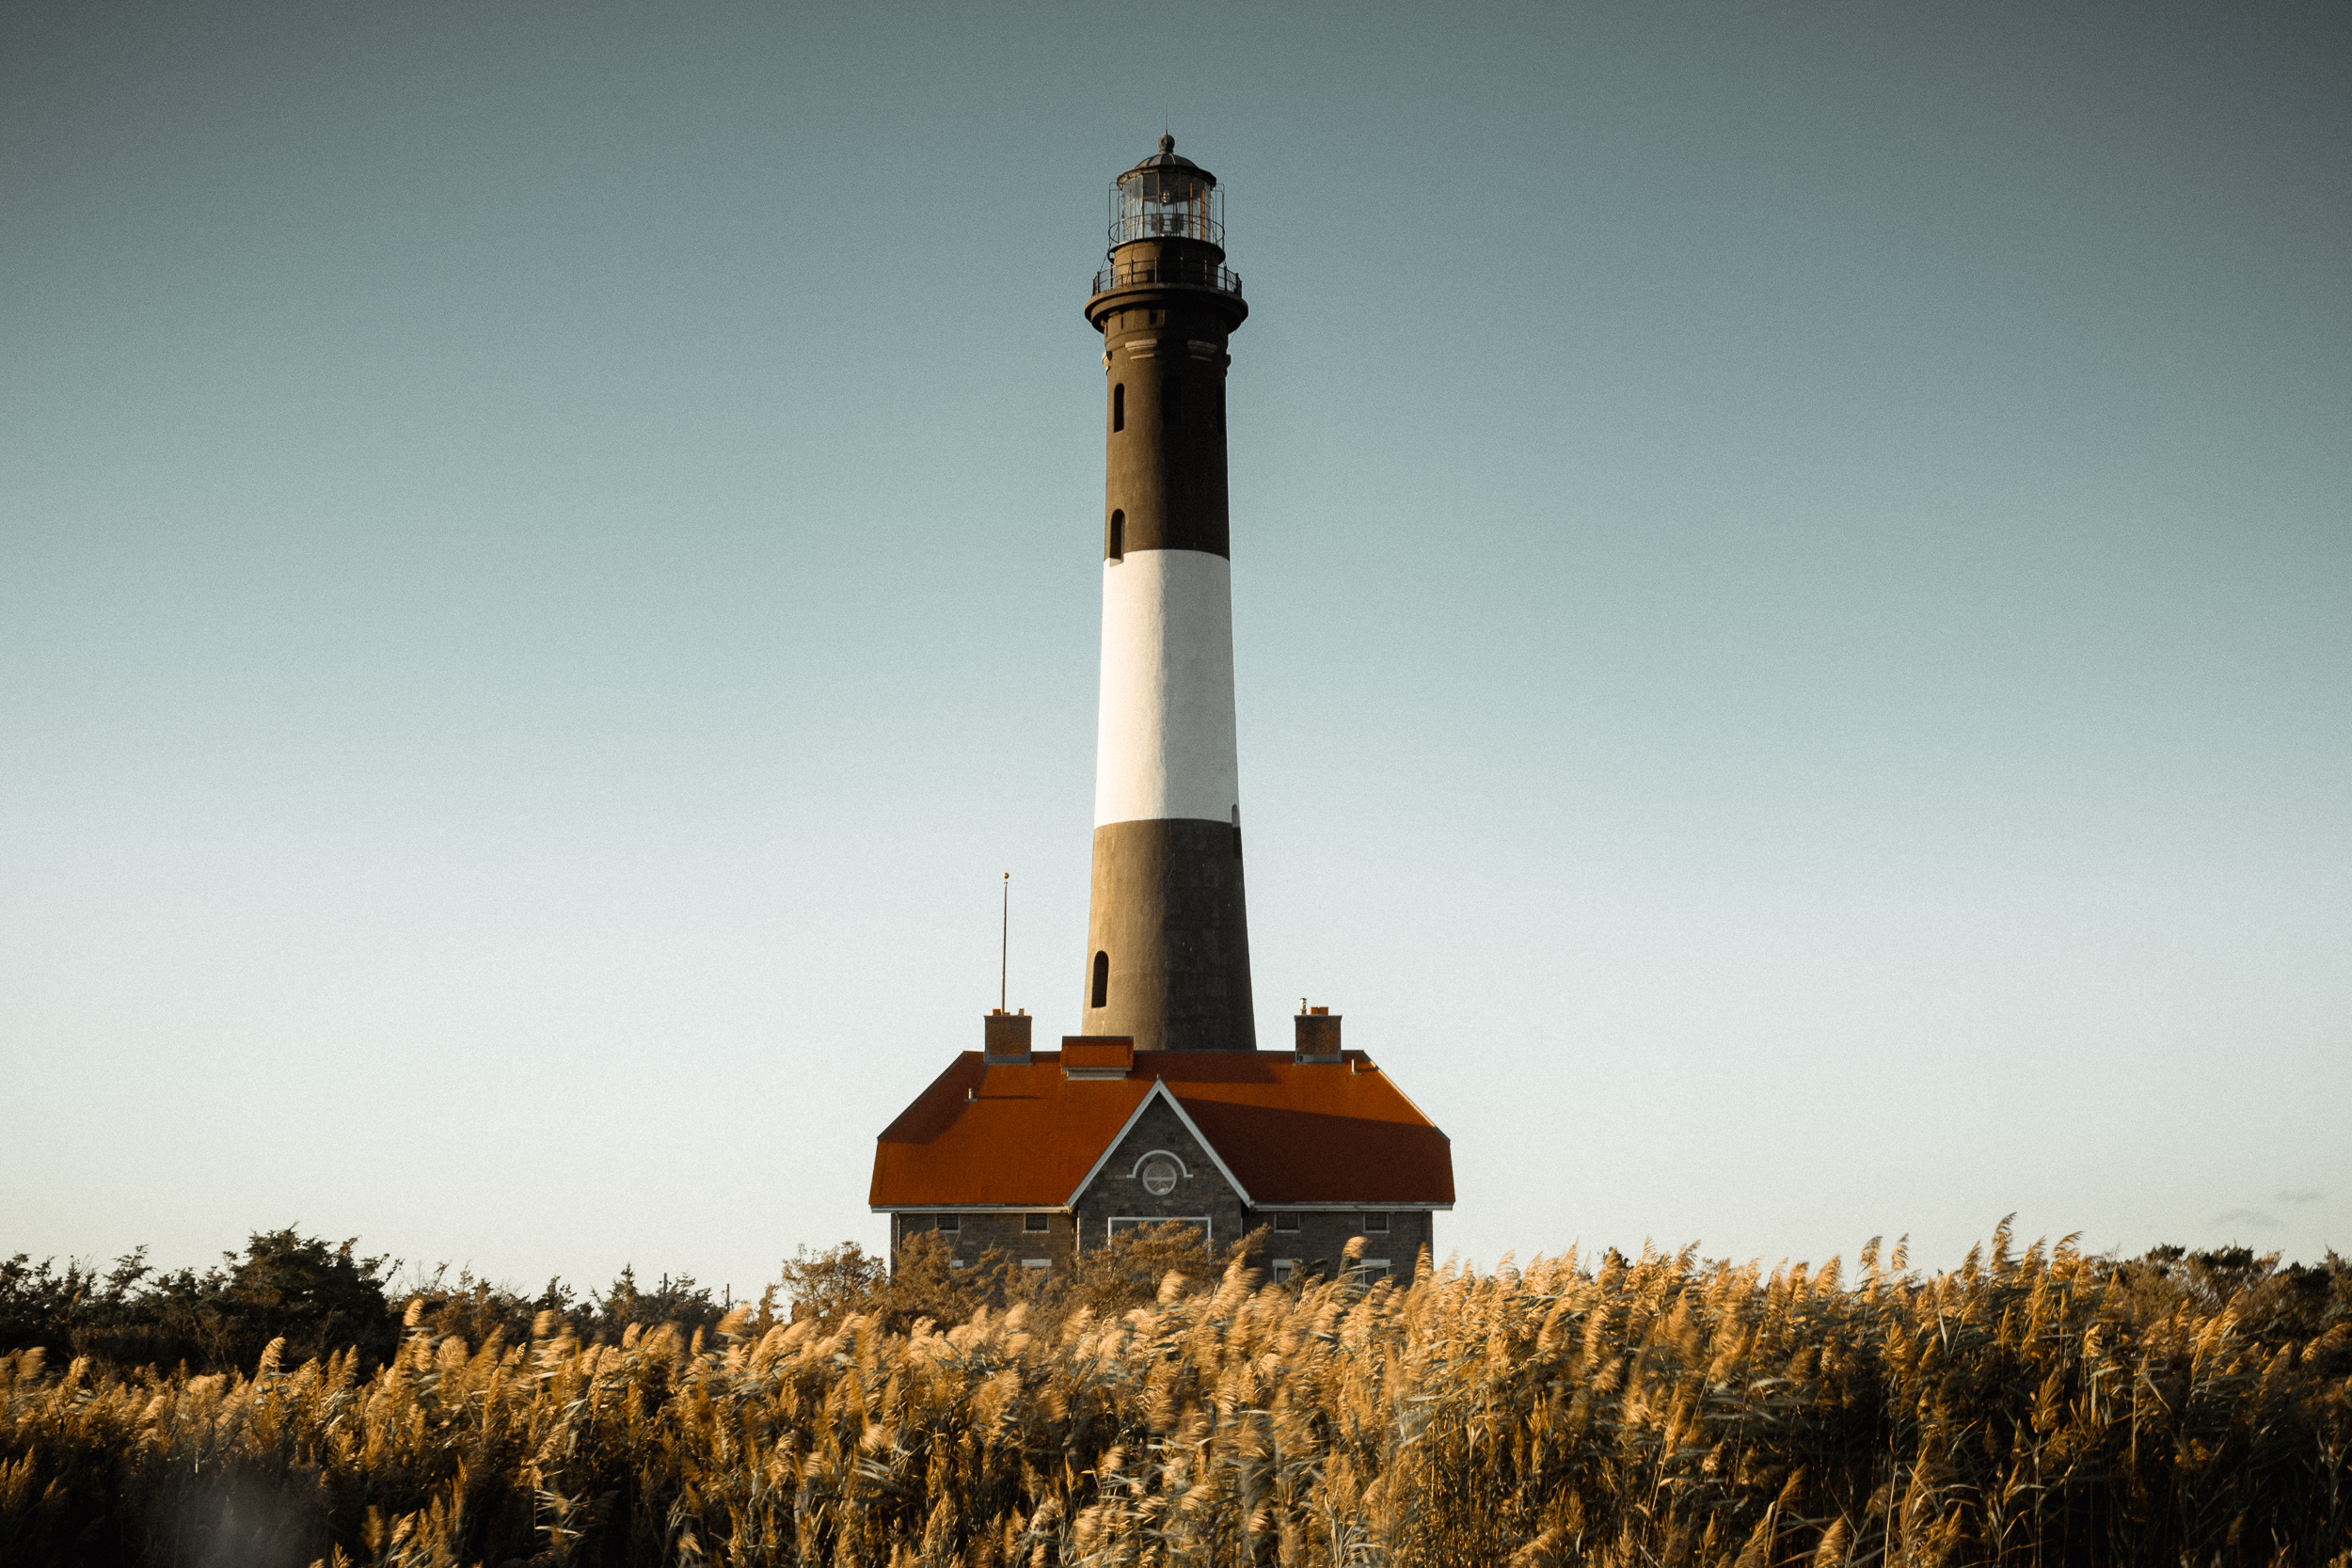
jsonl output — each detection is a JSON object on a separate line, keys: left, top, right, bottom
{"left": 1090, "top": 950, "right": 1109, "bottom": 1009}
{"left": 1112, "top": 383, "right": 1124, "bottom": 432}
{"left": 1164, "top": 377, "right": 1184, "bottom": 427}
{"left": 1106, "top": 510, "right": 1124, "bottom": 562}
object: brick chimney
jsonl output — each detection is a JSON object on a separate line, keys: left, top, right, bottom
{"left": 1294, "top": 1006, "right": 1341, "bottom": 1063}
{"left": 983, "top": 1009, "right": 1032, "bottom": 1064}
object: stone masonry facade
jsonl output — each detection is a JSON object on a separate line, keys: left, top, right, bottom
{"left": 1247, "top": 1207, "right": 1434, "bottom": 1284}
{"left": 1071, "top": 1095, "right": 1249, "bottom": 1255}
{"left": 889, "top": 1210, "right": 1076, "bottom": 1272}
{"left": 885, "top": 1091, "right": 1438, "bottom": 1283}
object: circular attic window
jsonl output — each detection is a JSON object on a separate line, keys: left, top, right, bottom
{"left": 1137, "top": 1153, "right": 1181, "bottom": 1196}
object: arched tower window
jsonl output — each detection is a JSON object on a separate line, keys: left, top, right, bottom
{"left": 1112, "top": 383, "right": 1124, "bottom": 432}
{"left": 1090, "top": 950, "right": 1109, "bottom": 1009}
{"left": 1106, "top": 510, "right": 1124, "bottom": 562}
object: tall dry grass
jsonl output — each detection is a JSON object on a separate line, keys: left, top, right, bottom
{"left": 5, "top": 1226, "right": 2347, "bottom": 1566}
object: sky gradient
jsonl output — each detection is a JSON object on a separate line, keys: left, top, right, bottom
{"left": 4, "top": 2, "right": 2346, "bottom": 1297}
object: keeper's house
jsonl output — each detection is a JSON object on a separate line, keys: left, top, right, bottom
{"left": 868, "top": 1016, "right": 1454, "bottom": 1284}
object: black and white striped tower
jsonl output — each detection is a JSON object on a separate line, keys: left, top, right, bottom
{"left": 1078, "top": 135, "right": 1256, "bottom": 1053}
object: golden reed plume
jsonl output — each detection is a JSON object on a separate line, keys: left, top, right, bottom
{"left": 3, "top": 1230, "right": 2348, "bottom": 1565}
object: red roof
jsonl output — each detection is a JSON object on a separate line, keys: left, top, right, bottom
{"left": 869, "top": 1050, "right": 1454, "bottom": 1209}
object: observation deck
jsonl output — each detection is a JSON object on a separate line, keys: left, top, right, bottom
{"left": 1091, "top": 257, "right": 1243, "bottom": 297}
{"left": 1087, "top": 135, "right": 1246, "bottom": 314}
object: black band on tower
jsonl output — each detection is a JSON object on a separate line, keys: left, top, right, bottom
{"left": 1082, "top": 818, "right": 1255, "bottom": 1051}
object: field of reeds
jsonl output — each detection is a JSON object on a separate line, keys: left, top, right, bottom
{"left": 4, "top": 1225, "right": 2349, "bottom": 1567}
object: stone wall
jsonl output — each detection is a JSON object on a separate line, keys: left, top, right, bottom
{"left": 1071, "top": 1095, "right": 1248, "bottom": 1254}
{"left": 1243, "top": 1207, "right": 1434, "bottom": 1284}
{"left": 888, "top": 1210, "right": 1073, "bottom": 1272}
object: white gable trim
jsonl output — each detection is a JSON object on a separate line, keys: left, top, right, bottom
{"left": 870, "top": 1212, "right": 1077, "bottom": 1222}
{"left": 1060, "top": 1085, "right": 1165, "bottom": 1205}
{"left": 1154, "top": 1089, "right": 1255, "bottom": 1206}
{"left": 1251, "top": 1212, "right": 1449, "bottom": 1222}
{"left": 1061, "top": 1079, "right": 1257, "bottom": 1209}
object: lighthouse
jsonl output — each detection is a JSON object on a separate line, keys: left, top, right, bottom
{"left": 866, "top": 135, "right": 1454, "bottom": 1279}
{"left": 1079, "top": 135, "right": 1255, "bottom": 1053}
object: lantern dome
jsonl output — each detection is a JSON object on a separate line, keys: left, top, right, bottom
{"left": 1109, "top": 134, "right": 1224, "bottom": 251}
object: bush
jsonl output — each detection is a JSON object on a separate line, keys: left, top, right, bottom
{"left": 1, "top": 1230, "right": 397, "bottom": 1374}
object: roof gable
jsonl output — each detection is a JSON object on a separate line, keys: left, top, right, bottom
{"left": 1064, "top": 1080, "right": 1256, "bottom": 1208}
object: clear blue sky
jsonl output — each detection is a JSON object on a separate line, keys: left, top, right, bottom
{"left": 4, "top": 2, "right": 2345, "bottom": 1296}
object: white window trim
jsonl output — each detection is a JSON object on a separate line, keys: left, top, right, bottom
{"left": 1270, "top": 1259, "right": 1298, "bottom": 1282}
{"left": 868, "top": 1205, "right": 1078, "bottom": 1215}
{"left": 1126, "top": 1148, "right": 1191, "bottom": 1180}
{"left": 1021, "top": 1259, "right": 1052, "bottom": 1270}
{"left": 1106, "top": 1215, "right": 1213, "bottom": 1243}
{"left": 1251, "top": 1212, "right": 1449, "bottom": 1222}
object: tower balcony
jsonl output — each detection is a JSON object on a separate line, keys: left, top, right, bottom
{"left": 1090, "top": 256, "right": 1244, "bottom": 297}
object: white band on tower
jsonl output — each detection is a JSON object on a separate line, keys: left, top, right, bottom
{"left": 1092, "top": 548, "right": 1239, "bottom": 827}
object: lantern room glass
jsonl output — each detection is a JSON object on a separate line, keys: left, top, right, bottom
{"left": 1110, "top": 166, "right": 1224, "bottom": 249}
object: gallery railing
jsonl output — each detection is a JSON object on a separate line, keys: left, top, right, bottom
{"left": 1090, "top": 258, "right": 1243, "bottom": 296}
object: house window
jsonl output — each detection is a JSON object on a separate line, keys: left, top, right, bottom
{"left": 1025, "top": 1212, "right": 1050, "bottom": 1232}
{"left": 1362, "top": 1212, "right": 1391, "bottom": 1233}
{"left": 1106, "top": 510, "right": 1124, "bottom": 562}
{"left": 1137, "top": 1153, "right": 1181, "bottom": 1196}
{"left": 1271, "top": 1259, "right": 1297, "bottom": 1284}
{"left": 1112, "top": 382, "right": 1124, "bottom": 431}
{"left": 1022, "top": 1259, "right": 1051, "bottom": 1270}
{"left": 1091, "top": 950, "right": 1109, "bottom": 1008}
{"left": 1356, "top": 1259, "right": 1392, "bottom": 1283}
{"left": 935, "top": 1214, "right": 960, "bottom": 1232}
{"left": 1273, "top": 1213, "right": 1300, "bottom": 1233}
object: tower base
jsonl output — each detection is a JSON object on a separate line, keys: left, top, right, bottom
{"left": 1082, "top": 817, "right": 1255, "bottom": 1052}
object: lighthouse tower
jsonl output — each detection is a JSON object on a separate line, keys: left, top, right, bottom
{"left": 867, "top": 135, "right": 1455, "bottom": 1275}
{"left": 1078, "top": 136, "right": 1256, "bottom": 1053}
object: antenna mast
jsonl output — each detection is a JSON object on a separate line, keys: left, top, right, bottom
{"left": 999, "top": 872, "right": 1009, "bottom": 1011}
